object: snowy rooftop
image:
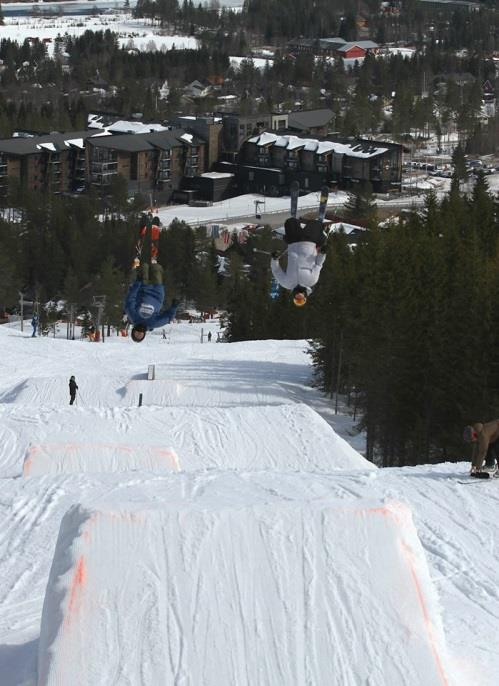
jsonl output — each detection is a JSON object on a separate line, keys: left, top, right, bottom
{"left": 249, "top": 132, "right": 389, "bottom": 158}
{"left": 201, "top": 172, "right": 234, "bottom": 179}
{"left": 88, "top": 116, "right": 168, "bottom": 135}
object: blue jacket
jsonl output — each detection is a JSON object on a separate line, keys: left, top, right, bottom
{"left": 125, "top": 281, "right": 177, "bottom": 330}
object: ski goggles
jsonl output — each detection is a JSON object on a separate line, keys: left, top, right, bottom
{"left": 293, "top": 293, "right": 307, "bottom": 307}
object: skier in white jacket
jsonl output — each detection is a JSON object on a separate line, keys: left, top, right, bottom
{"left": 271, "top": 217, "right": 327, "bottom": 306}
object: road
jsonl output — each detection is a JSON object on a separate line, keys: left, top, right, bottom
{"left": 228, "top": 195, "right": 430, "bottom": 229}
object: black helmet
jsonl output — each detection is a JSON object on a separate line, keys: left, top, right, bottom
{"left": 131, "top": 324, "right": 147, "bottom": 343}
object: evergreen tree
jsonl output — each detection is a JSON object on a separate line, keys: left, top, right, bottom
{"left": 342, "top": 182, "right": 377, "bottom": 225}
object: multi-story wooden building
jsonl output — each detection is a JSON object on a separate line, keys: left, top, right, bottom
{"left": 0, "top": 129, "right": 207, "bottom": 202}
{"left": 227, "top": 132, "right": 402, "bottom": 194}
{"left": 87, "top": 130, "right": 206, "bottom": 201}
{"left": 0, "top": 131, "right": 94, "bottom": 195}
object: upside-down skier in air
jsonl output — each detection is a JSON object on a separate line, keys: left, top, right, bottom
{"left": 271, "top": 216, "right": 327, "bottom": 307}
{"left": 125, "top": 215, "right": 179, "bottom": 343}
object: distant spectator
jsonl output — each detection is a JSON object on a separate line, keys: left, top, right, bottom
{"left": 31, "top": 314, "right": 38, "bottom": 338}
{"left": 69, "top": 376, "right": 78, "bottom": 405}
{"left": 207, "top": 331, "right": 212, "bottom": 342}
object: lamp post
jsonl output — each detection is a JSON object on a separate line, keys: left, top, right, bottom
{"left": 18, "top": 292, "right": 25, "bottom": 332}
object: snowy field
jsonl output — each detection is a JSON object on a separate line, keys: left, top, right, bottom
{"left": 0, "top": 12, "right": 199, "bottom": 55}
{"left": 157, "top": 171, "right": 499, "bottom": 227}
{"left": 158, "top": 189, "right": 350, "bottom": 227}
{"left": 0, "top": 319, "right": 498, "bottom": 685}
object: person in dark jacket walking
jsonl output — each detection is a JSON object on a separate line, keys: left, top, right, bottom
{"left": 125, "top": 262, "right": 179, "bottom": 343}
{"left": 69, "top": 376, "right": 78, "bottom": 405}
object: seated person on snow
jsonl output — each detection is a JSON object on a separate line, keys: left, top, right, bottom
{"left": 270, "top": 217, "right": 327, "bottom": 307}
{"left": 125, "top": 262, "right": 179, "bottom": 343}
{"left": 463, "top": 419, "right": 499, "bottom": 475}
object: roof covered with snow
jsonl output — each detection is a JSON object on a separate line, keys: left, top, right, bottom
{"left": 0, "top": 130, "right": 104, "bottom": 155}
{"left": 248, "top": 132, "right": 389, "bottom": 158}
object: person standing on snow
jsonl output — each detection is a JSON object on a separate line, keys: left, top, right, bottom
{"left": 271, "top": 217, "right": 327, "bottom": 307}
{"left": 69, "top": 376, "right": 78, "bottom": 405}
{"left": 125, "top": 262, "right": 179, "bottom": 343}
{"left": 463, "top": 420, "right": 499, "bottom": 475}
{"left": 31, "top": 314, "right": 38, "bottom": 337}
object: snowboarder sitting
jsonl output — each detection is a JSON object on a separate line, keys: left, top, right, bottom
{"left": 271, "top": 217, "right": 327, "bottom": 307}
{"left": 463, "top": 420, "right": 499, "bottom": 475}
{"left": 125, "top": 262, "right": 178, "bottom": 343}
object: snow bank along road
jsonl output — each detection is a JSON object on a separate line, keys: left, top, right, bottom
{"left": 0, "top": 322, "right": 496, "bottom": 685}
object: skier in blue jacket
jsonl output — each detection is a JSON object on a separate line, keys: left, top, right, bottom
{"left": 125, "top": 262, "right": 179, "bottom": 342}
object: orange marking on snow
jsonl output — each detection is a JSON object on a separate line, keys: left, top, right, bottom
{"left": 23, "top": 445, "right": 42, "bottom": 476}
{"left": 157, "top": 448, "right": 180, "bottom": 471}
{"left": 29, "top": 443, "right": 179, "bottom": 468}
{"left": 358, "top": 504, "right": 449, "bottom": 686}
{"left": 64, "top": 556, "right": 86, "bottom": 626}
{"left": 351, "top": 504, "right": 449, "bottom": 684}
{"left": 401, "top": 541, "right": 450, "bottom": 686}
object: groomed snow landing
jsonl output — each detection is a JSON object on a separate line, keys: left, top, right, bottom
{"left": 9, "top": 404, "right": 372, "bottom": 475}
{"left": 122, "top": 376, "right": 299, "bottom": 406}
{"left": 23, "top": 443, "right": 179, "bottom": 476}
{"left": 38, "top": 499, "right": 451, "bottom": 686}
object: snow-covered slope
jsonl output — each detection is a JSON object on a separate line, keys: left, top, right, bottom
{"left": 0, "top": 321, "right": 496, "bottom": 685}
{"left": 17, "top": 403, "right": 369, "bottom": 475}
{"left": 38, "top": 497, "right": 449, "bottom": 686}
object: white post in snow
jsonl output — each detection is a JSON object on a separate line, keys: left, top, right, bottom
{"left": 200, "top": 327, "right": 204, "bottom": 343}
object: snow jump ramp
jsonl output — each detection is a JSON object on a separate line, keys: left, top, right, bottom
{"left": 20, "top": 404, "right": 373, "bottom": 475}
{"left": 38, "top": 497, "right": 451, "bottom": 686}
{"left": 23, "top": 443, "right": 179, "bottom": 476}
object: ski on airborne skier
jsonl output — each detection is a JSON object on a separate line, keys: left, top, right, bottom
{"left": 133, "top": 210, "right": 159, "bottom": 267}
{"left": 290, "top": 181, "right": 300, "bottom": 219}
{"left": 318, "top": 185, "right": 329, "bottom": 223}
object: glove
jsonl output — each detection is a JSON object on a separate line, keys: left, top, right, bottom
{"left": 320, "top": 245, "right": 327, "bottom": 254}
{"left": 171, "top": 298, "right": 180, "bottom": 307}
{"left": 271, "top": 252, "right": 279, "bottom": 259}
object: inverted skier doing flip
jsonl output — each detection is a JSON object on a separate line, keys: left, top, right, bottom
{"left": 270, "top": 184, "right": 329, "bottom": 307}
{"left": 271, "top": 216, "right": 327, "bottom": 307}
{"left": 125, "top": 214, "right": 179, "bottom": 343}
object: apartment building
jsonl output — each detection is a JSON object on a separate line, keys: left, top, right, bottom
{"left": 87, "top": 130, "right": 205, "bottom": 200}
{"left": 226, "top": 132, "right": 402, "bottom": 194}
{"left": 0, "top": 131, "right": 95, "bottom": 195}
{"left": 0, "top": 128, "right": 207, "bottom": 202}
